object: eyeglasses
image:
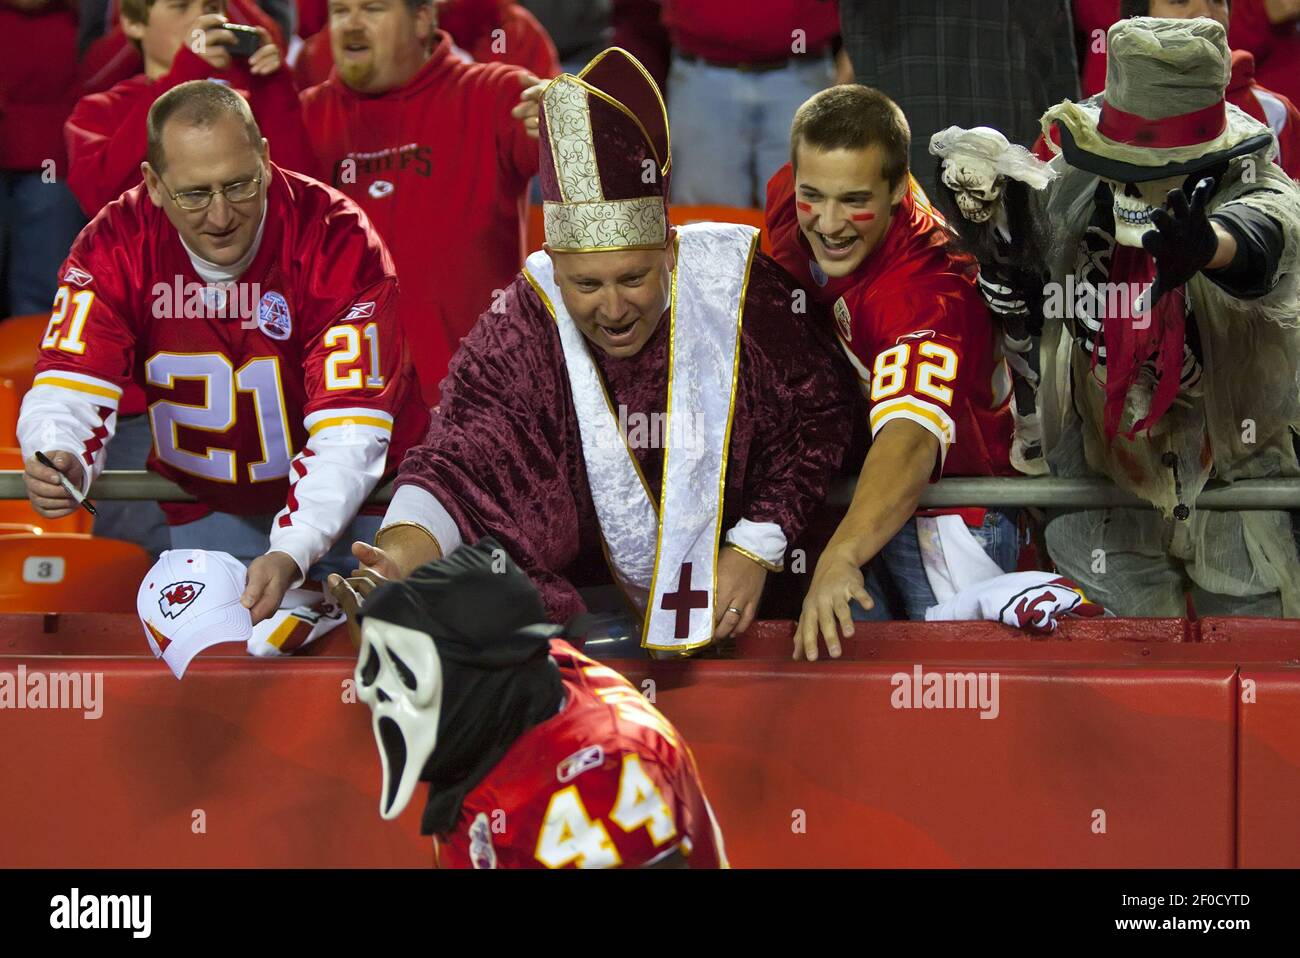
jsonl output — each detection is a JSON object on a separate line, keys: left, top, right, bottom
{"left": 159, "top": 173, "right": 263, "bottom": 211}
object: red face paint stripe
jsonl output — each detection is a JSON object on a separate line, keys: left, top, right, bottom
{"left": 795, "top": 201, "right": 812, "bottom": 213}
{"left": 850, "top": 212, "right": 876, "bottom": 221}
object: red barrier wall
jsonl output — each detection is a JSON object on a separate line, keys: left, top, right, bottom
{"left": 1, "top": 614, "right": 1298, "bottom": 868}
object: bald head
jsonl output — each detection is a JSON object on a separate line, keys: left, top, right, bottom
{"left": 146, "top": 80, "right": 262, "bottom": 173}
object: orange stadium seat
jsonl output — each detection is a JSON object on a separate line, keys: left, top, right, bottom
{"left": 669, "top": 205, "right": 771, "bottom": 253}
{"left": 0, "top": 533, "right": 153, "bottom": 614}
{"left": 0, "top": 448, "right": 93, "bottom": 535}
{"left": 0, "top": 313, "right": 50, "bottom": 395}
{"left": 0, "top": 378, "right": 18, "bottom": 447}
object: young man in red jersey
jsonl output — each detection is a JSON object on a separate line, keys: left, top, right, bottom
{"left": 766, "top": 85, "right": 1020, "bottom": 660}
{"left": 300, "top": 0, "right": 541, "bottom": 405}
{"left": 65, "top": 0, "right": 318, "bottom": 218}
{"left": 341, "top": 538, "right": 727, "bottom": 869}
{"left": 19, "top": 82, "right": 427, "bottom": 625}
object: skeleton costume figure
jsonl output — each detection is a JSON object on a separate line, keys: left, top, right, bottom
{"left": 355, "top": 538, "right": 727, "bottom": 868}
{"left": 932, "top": 17, "right": 1300, "bottom": 618}
{"left": 931, "top": 127, "right": 1057, "bottom": 476}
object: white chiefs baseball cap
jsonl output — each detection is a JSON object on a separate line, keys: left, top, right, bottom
{"left": 137, "top": 549, "right": 253, "bottom": 679}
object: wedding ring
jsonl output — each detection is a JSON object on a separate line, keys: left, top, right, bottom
{"left": 725, "top": 606, "right": 742, "bottom": 616}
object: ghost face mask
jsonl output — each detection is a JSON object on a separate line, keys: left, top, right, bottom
{"left": 356, "top": 616, "right": 443, "bottom": 820}
{"left": 1102, "top": 172, "right": 1189, "bottom": 247}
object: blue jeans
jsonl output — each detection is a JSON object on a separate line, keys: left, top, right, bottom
{"left": 666, "top": 53, "right": 833, "bottom": 207}
{"left": 168, "top": 510, "right": 383, "bottom": 581}
{"left": 0, "top": 172, "right": 85, "bottom": 315}
{"left": 853, "top": 510, "right": 1022, "bottom": 621}
{"left": 92, "top": 414, "right": 171, "bottom": 559}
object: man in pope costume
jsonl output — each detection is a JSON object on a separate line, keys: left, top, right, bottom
{"left": 328, "top": 48, "right": 856, "bottom": 654}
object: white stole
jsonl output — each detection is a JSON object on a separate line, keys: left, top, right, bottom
{"left": 523, "top": 222, "right": 757, "bottom": 652}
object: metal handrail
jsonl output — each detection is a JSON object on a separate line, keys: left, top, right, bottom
{"left": 2, "top": 470, "right": 1300, "bottom": 511}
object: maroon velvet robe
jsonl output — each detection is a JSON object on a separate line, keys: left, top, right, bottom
{"left": 395, "top": 252, "right": 855, "bottom": 622}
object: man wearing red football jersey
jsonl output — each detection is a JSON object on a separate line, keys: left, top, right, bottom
{"left": 299, "top": 0, "right": 540, "bottom": 405}
{"left": 341, "top": 538, "right": 726, "bottom": 869}
{"left": 766, "top": 85, "right": 1019, "bottom": 659}
{"left": 18, "top": 82, "right": 428, "bottom": 624}
{"left": 65, "top": 0, "right": 319, "bottom": 217}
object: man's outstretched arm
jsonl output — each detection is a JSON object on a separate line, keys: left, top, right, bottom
{"left": 794, "top": 419, "right": 939, "bottom": 661}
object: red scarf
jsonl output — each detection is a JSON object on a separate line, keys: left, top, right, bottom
{"left": 1098, "top": 244, "right": 1187, "bottom": 441}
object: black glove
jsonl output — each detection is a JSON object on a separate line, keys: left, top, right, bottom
{"left": 1142, "top": 176, "right": 1219, "bottom": 307}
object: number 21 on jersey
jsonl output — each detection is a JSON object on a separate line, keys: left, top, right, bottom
{"left": 145, "top": 323, "right": 384, "bottom": 483}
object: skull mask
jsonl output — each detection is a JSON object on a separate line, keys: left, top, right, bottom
{"left": 940, "top": 157, "right": 1004, "bottom": 223}
{"left": 1101, "top": 172, "right": 1187, "bottom": 248}
{"left": 356, "top": 617, "right": 443, "bottom": 820}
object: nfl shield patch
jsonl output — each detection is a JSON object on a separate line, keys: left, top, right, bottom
{"left": 257, "top": 291, "right": 292, "bottom": 341}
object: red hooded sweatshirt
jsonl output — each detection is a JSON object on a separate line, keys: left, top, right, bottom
{"left": 299, "top": 31, "right": 538, "bottom": 405}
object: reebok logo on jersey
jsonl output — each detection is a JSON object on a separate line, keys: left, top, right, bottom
{"left": 896, "top": 329, "right": 937, "bottom": 343}
{"left": 344, "top": 302, "right": 376, "bottom": 321}
{"left": 63, "top": 267, "right": 93, "bottom": 287}
{"left": 557, "top": 745, "right": 604, "bottom": 783}
{"left": 158, "top": 581, "right": 204, "bottom": 619}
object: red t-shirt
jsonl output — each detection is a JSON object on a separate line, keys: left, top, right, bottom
{"left": 35, "top": 165, "right": 427, "bottom": 524}
{"left": 766, "top": 163, "right": 1015, "bottom": 482}
{"left": 0, "top": 1, "right": 79, "bottom": 174}
{"left": 299, "top": 33, "right": 538, "bottom": 405}
{"left": 435, "top": 640, "right": 727, "bottom": 869}
{"left": 661, "top": 0, "right": 839, "bottom": 63}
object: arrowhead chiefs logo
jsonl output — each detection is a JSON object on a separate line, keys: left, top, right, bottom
{"left": 999, "top": 577, "right": 1102, "bottom": 634}
{"left": 63, "top": 267, "right": 93, "bottom": 287}
{"left": 159, "top": 580, "right": 204, "bottom": 619}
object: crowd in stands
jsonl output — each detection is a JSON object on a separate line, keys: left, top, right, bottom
{"left": 1, "top": 0, "right": 1298, "bottom": 636}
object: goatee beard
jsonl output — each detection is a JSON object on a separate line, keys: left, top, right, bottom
{"left": 339, "top": 60, "right": 376, "bottom": 91}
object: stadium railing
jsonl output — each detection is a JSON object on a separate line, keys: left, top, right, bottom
{"left": 1, "top": 470, "right": 1299, "bottom": 510}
